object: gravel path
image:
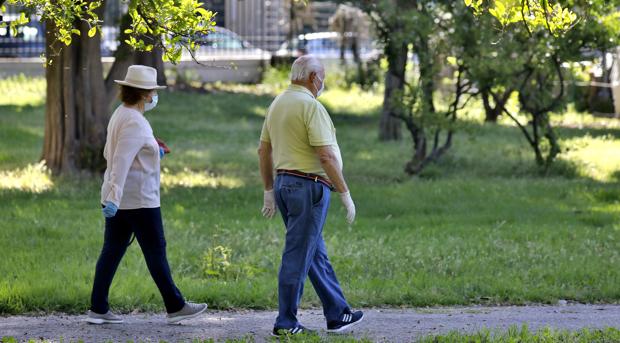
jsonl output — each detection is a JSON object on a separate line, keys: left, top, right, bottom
{"left": 1, "top": 304, "right": 619, "bottom": 342}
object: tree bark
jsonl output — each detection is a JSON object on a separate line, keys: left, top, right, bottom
{"left": 379, "top": 38, "right": 407, "bottom": 141}
{"left": 43, "top": 11, "right": 108, "bottom": 174}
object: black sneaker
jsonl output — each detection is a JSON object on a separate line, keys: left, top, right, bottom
{"left": 327, "top": 310, "right": 364, "bottom": 333}
{"left": 271, "top": 325, "right": 314, "bottom": 336}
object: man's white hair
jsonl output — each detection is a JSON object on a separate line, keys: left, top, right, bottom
{"left": 290, "top": 55, "right": 324, "bottom": 81}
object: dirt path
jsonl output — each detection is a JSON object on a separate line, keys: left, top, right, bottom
{"left": 1, "top": 304, "right": 619, "bottom": 342}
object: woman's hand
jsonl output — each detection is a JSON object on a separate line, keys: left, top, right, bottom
{"left": 155, "top": 137, "right": 171, "bottom": 154}
{"left": 102, "top": 201, "right": 118, "bottom": 218}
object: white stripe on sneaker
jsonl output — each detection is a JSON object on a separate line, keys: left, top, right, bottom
{"left": 328, "top": 312, "right": 364, "bottom": 333}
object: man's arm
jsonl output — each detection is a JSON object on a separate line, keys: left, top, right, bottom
{"left": 258, "top": 140, "right": 277, "bottom": 219}
{"left": 314, "top": 145, "right": 347, "bottom": 193}
{"left": 258, "top": 140, "right": 274, "bottom": 190}
{"left": 315, "top": 145, "right": 355, "bottom": 224}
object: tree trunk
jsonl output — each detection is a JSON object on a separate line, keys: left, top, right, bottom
{"left": 482, "top": 88, "right": 511, "bottom": 123}
{"left": 135, "top": 45, "right": 167, "bottom": 85}
{"left": 412, "top": 34, "right": 435, "bottom": 162}
{"left": 339, "top": 18, "right": 346, "bottom": 64}
{"left": 482, "top": 89, "right": 498, "bottom": 122}
{"left": 379, "top": 39, "right": 407, "bottom": 141}
{"left": 43, "top": 13, "right": 108, "bottom": 174}
{"left": 43, "top": 4, "right": 167, "bottom": 175}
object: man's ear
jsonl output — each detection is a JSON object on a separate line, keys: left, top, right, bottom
{"left": 309, "top": 71, "right": 316, "bottom": 83}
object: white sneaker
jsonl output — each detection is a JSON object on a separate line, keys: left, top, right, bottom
{"left": 85, "top": 310, "right": 123, "bottom": 324}
{"left": 167, "top": 302, "right": 207, "bottom": 324}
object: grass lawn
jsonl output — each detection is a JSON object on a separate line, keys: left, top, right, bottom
{"left": 0, "top": 74, "right": 619, "bottom": 315}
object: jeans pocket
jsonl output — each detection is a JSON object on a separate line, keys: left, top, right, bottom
{"left": 312, "top": 183, "right": 324, "bottom": 207}
{"left": 281, "top": 182, "right": 304, "bottom": 216}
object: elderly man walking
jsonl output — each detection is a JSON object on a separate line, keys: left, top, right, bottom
{"left": 258, "top": 55, "right": 364, "bottom": 336}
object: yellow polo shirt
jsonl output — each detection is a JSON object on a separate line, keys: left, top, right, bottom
{"left": 260, "top": 84, "right": 342, "bottom": 178}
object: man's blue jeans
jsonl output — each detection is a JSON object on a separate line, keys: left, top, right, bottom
{"left": 274, "top": 174, "right": 350, "bottom": 329}
{"left": 90, "top": 207, "right": 185, "bottom": 314}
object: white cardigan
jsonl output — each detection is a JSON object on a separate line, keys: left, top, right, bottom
{"left": 100, "top": 105, "right": 161, "bottom": 209}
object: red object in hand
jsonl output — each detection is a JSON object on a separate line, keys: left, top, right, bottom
{"left": 155, "top": 137, "right": 171, "bottom": 154}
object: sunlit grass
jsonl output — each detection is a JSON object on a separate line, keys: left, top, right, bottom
{"left": 0, "top": 74, "right": 45, "bottom": 106}
{"left": 0, "top": 161, "right": 53, "bottom": 192}
{"left": 560, "top": 135, "right": 620, "bottom": 181}
{"left": 161, "top": 168, "right": 244, "bottom": 189}
{"left": 552, "top": 109, "right": 620, "bottom": 129}
{"left": 320, "top": 86, "right": 382, "bottom": 117}
{"left": 190, "top": 67, "right": 384, "bottom": 119}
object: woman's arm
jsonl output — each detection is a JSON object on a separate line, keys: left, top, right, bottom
{"left": 102, "top": 120, "right": 145, "bottom": 207}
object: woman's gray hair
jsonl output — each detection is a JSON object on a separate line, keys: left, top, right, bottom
{"left": 290, "top": 55, "right": 324, "bottom": 81}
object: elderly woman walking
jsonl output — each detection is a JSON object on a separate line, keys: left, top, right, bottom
{"left": 86, "top": 65, "right": 207, "bottom": 325}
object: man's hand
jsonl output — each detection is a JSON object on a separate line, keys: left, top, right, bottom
{"left": 261, "top": 189, "right": 277, "bottom": 219}
{"left": 339, "top": 191, "right": 355, "bottom": 224}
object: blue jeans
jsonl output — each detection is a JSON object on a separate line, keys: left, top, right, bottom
{"left": 90, "top": 207, "right": 185, "bottom": 314}
{"left": 274, "top": 174, "right": 349, "bottom": 329}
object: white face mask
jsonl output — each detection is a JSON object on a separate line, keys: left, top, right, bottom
{"left": 144, "top": 94, "right": 158, "bottom": 112}
{"left": 313, "top": 76, "right": 324, "bottom": 97}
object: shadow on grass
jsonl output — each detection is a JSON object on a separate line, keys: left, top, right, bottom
{"left": 2, "top": 89, "right": 620, "bottom": 192}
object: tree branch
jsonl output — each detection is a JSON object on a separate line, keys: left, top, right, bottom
{"left": 502, "top": 106, "right": 536, "bottom": 148}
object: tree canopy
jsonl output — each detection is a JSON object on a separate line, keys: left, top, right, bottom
{"left": 0, "top": 0, "right": 216, "bottom": 63}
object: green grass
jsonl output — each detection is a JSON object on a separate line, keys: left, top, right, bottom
{"left": 0, "top": 74, "right": 619, "bottom": 314}
{"left": 419, "top": 326, "right": 620, "bottom": 343}
{"left": 2, "top": 326, "right": 619, "bottom": 342}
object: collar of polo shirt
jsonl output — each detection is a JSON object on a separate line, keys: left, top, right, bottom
{"left": 288, "top": 84, "right": 316, "bottom": 98}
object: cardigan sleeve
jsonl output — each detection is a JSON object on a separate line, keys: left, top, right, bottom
{"left": 101, "top": 119, "right": 146, "bottom": 206}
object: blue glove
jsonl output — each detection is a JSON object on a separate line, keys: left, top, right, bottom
{"left": 159, "top": 146, "right": 165, "bottom": 159}
{"left": 102, "top": 201, "right": 118, "bottom": 218}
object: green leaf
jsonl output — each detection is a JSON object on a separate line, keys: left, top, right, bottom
{"left": 88, "top": 26, "right": 97, "bottom": 37}
{"left": 71, "top": 29, "right": 81, "bottom": 35}
{"left": 196, "top": 7, "right": 212, "bottom": 19}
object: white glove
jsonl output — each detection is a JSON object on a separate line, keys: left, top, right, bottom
{"left": 339, "top": 191, "right": 356, "bottom": 225}
{"left": 261, "top": 189, "right": 277, "bottom": 219}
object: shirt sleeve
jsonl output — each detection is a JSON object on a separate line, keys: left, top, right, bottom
{"left": 260, "top": 103, "right": 273, "bottom": 143}
{"left": 306, "top": 101, "right": 336, "bottom": 146}
{"left": 259, "top": 116, "right": 271, "bottom": 143}
{"left": 102, "top": 119, "right": 146, "bottom": 206}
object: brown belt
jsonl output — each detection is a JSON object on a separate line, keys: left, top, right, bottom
{"left": 276, "top": 169, "right": 335, "bottom": 191}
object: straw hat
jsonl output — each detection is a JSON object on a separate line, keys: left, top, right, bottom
{"left": 114, "top": 65, "right": 166, "bottom": 90}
